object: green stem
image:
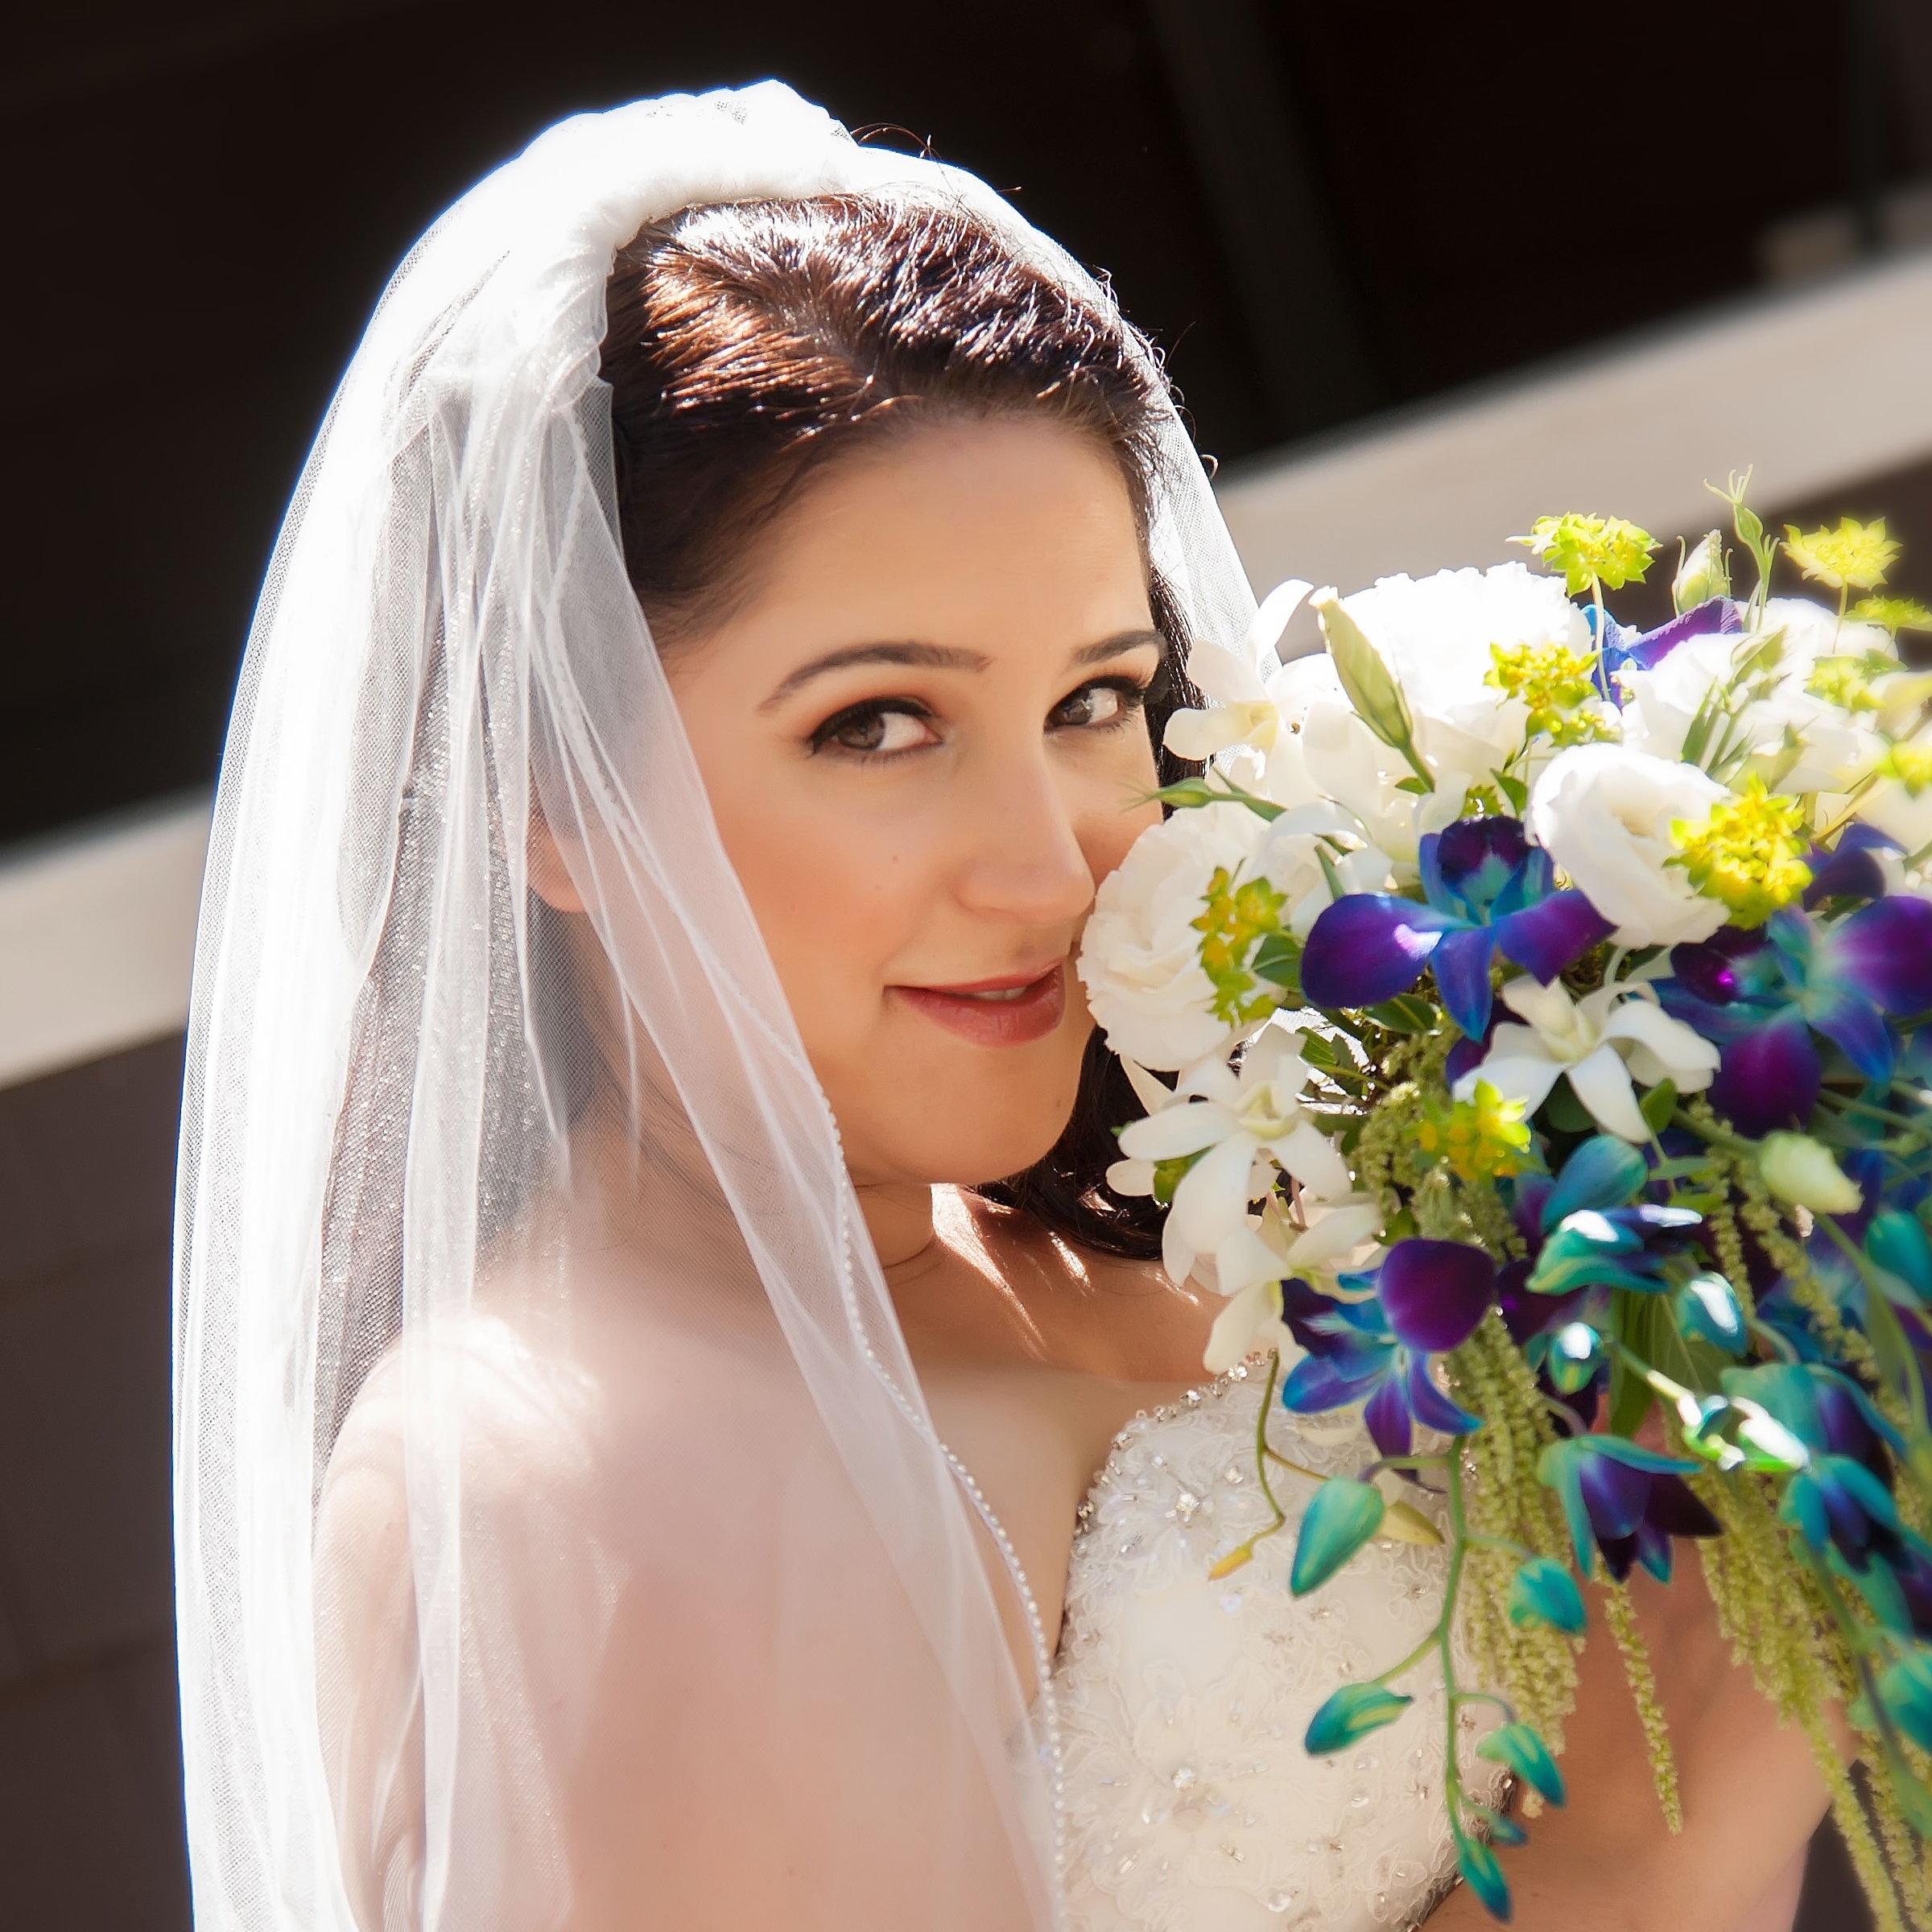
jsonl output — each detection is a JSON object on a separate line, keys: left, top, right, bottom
{"left": 1252, "top": 1349, "right": 1288, "bottom": 1530}
{"left": 1440, "top": 1450, "right": 1473, "bottom": 1829}
{"left": 1817, "top": 1088, "right": 1932, "bottom": 1138}
{"left": 1670, "top": 1108, "right": 1755, "bottom": 1157}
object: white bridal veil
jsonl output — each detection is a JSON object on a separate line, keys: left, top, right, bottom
{"left": 174, "top": 82, "right": 1255, "bottom": 1930}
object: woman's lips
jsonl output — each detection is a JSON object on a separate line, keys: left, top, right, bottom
{"left": 891, "top": 963, "right": 1068, "bottom": 1046}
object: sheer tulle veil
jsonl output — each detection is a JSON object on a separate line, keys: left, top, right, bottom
{"left": 173, "top": 82, "right": 1255, "bottom": 1930}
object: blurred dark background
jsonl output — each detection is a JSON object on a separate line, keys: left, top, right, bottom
{"left": 2, "top": 0, "right": 1930, "bottom": 1922}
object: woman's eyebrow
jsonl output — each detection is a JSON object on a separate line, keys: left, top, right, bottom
{"left": 760, "top": 642, "right": 992, "bottom": 708}
{"left": 760, "top": 627, "right": 1166, "bottom": 711}
{"left": 1069, "top": 628, "right": 1166, "bottom": 667}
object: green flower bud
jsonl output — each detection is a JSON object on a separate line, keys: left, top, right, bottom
{"left": 1757, "top": 1133, "right": 1864, "bottom": 1216}
{"left": 1672, "top": 530, "right": 1732, "bottom": 613}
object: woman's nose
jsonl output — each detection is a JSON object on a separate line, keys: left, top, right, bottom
{"left": 952, "top": 751, "right": 1096, "bottom": 928}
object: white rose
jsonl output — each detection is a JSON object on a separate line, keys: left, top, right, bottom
{"left": 1526, "top": 744, "right": 1730, "bottom": 947}
{"left": 1338, "top": 563, "right": 1581, "bottom": 773}
{"left": 1078, "top": 803, "right": 1268, "bottom": 1071}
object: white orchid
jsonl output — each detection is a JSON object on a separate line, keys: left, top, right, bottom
{"left": 1162, "top": 580, "right": 1318, "bottom": 800}
{"left": 1453, "top": 976, "right": 1719, "bottom": 1143}
{"left": 1108, "top": 1025, "right": 1352, "bottom": 1290}
{"left": 1200, "top": 1195, "right": 1385, "bottom": 1374}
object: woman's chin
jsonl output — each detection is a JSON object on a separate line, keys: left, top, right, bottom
{"left": 841, "top": 1104, "right": 1071, "bottom": 1194}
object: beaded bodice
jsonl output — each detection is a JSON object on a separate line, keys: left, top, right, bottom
{"left": 1051, "top": 1366, "right": 1503, "bottom": 1932}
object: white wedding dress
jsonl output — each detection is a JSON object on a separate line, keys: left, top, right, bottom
{"left": 1051, "top": 1363, "right": 1505, "bottom": 1932}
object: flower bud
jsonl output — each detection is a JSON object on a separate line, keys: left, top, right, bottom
{"left": 1757, "top": 1132, "right": 1863, "bottom": 1216}
{"left": 1672, "top": 530, "right": 1731, "bottom": 614}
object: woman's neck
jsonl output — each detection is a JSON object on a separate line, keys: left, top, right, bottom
{"left": 856, "top": 1179, "right": 941, "bottom": 1275}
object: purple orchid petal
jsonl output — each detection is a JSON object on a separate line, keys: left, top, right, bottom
{"left": 1443, "top": 1026, "right": 1492, "bottom": 1089}
{"left": 1710, "top": 1008, "right": 1819, "bottom": 1137}
{"left": 1363, "top": 1375, "right": 1413, "bottom": 1459}
{"left": 1596, "top": 1530, "right": 1643, "bottom": 1583}
{"left": 1577, "top": 1453, "right": 1651, "bottom": 1542}
{"left": 1490, "top": 843, "right": 1554, "bottom": 920}
{"left": 1301, "top": 895, "right": 1459, "bottom": 1010}
{"left": 1818, "top": 895, "right": 1932, "bottom": 1016}
{"left": 1604, "top": 597, "right": 1741, "bottom": 682}
{"left": 1642, "top": 1473, "right": 1722, "bottom": 1540}
{"left": 1433, "top": 816, "right": 1530, "bottom": 919}
{"left": 1281, "top": 1348, "right": 1387, "bottom": 1414}
{"left": 1402, "top": 1353, "right": 1483, "bottom": 1436}
{"left": 1377, "top": 1239, "right": 1496, "bottom": 1353}
{"left": 1432, "top": 925, "right": 1500, "bottom": 1038}
{"left": 1667, "top": 926, "right": 1772, "bottom": 1006}
{"left": 1804, "top": 824, "right": 1900, "bottom": 908}
{"left": 1804, "top": 986, "right": 1894, "bottom": 1083}
{"left": 1493, "top": 890, "right": 1615, "bottom": 985}
{"left": 1891, "top": 1541, "right": 1932, "bottom": 1639}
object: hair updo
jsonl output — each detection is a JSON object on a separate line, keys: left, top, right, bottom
{"left": 597, "top": 192, "right": 1202, "bottom": 1259}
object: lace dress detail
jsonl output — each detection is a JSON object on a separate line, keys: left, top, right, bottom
{"left": 1051, "top": 1367, "right": 1505, "bottom": 1932}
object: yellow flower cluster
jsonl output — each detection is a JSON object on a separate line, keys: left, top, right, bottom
{"left": 1784, "top": 516, "right": 1900, "bottom": 592}
{"left": 1670, "top": 776, "right": 1813, "bottom": 927}
{"left": 1853, "top": 593, "right": 1932, "bottom": 636}
{"left": 1414, "top": 1080, "right": 1535, "bottom": 1184}
{"left": 1877, "top": 741, "right": 1932, "bottom": 798}
{"left": 1191, "top": 867, "right": 1287, "bottom": 1026}
{"left": 1514, "top": 512, "right": 1658, "bottom": 597}
{"left": 1486, "top": 639, "right": 1616, "bottom": 745}
{"left": 1806, "top": 654, "right": 1884, "bottom": 712}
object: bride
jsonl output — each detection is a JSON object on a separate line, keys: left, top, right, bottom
{"left": 174, "top": 83, "right": 1831, "bottom": 1932}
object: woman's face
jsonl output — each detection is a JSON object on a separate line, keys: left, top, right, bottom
{"left": 666, "top": 417, "right": 1162, "bottom": 1188}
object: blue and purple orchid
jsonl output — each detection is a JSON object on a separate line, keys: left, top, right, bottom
{"left": 1301, "top": 815, "right": 1612, "bottom": 1038}
{"left": 1280, "top": 1238, "right": 1496, "bottom": 1455}
{"left": 1657, "top": 898, "right": 1932, "bottom": 1136}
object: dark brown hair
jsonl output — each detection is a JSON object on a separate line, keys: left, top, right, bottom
{"left": 597, "top": 192, "right": 1201, "bottom": 1258}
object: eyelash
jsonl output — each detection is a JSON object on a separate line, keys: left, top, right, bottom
{"left": 807, "top": 675, "right": 1154, "bottom": 761}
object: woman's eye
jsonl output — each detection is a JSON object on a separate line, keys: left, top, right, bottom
{"left": 1050, "top": 679, "right": 1145, "bottom": 731}
{"left": 811, "top": 703, "right": 938, "bottom": 757}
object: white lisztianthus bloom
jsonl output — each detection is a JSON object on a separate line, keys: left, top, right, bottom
{"left": 1527, "top": 743, "right": 1731, "bottom": 946}
{"left": 1108, "top": 1024, "right": 1352, "bottom": 1290}
{"left": 1199, "top": 1195, "right": 1385, "bottom": 1374}
{"left": 1617, "top": 598, "right": 1892, "bottom": 794}
{"left": 1454, "top": 976, "right": 1719, "bottom": 1143}
{"left": 1329, "top": 564, "right": 1581, "bottom": 777}
{"left": 1078, "top": 801, "right": 1268, "bottom": 1071}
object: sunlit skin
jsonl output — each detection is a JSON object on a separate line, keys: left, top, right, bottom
{"left": 539, "top": 416, "right": 1826, "bottom": 1928}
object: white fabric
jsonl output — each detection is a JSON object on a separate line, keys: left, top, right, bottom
{"left": 1056, "top": 1370, "right": 1505, "bottom": 1932}
{"left": 172, "top": 81, "right": 1256, "bottom": 1932}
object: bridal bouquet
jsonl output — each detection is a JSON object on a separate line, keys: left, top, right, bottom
{"left": 1078, "top": 479, "right": 1932, "bottom": 1926}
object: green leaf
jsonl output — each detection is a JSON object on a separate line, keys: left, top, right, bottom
{"left": 1251, "top": 931, "right": 1303, "bottom": 996}
{"left": 1455, "top": 1832, "right": 1512, "bottom": 1921}
{"left": 1290, "top": 1478, "right": 1386, "bottom": 1596}
{"left": 1490, "top": 767, "right": 1529, "bottom": 813}
{"left": 1507, "top": 1558, "right": 1586, "bottom": 1637}
{"left": 1477, "top": 1721, "right": 1567, "bottom": 1806}
{"left": 1639, "top": 1078, "right": 1678, "bottom": 1137}
{"left": 1365, "top": 993, "right": 1435, "bottom": 1034}
{"left": 1315, "top": 595, "right": 1423, "bottom": 768}
{"left": 1539, "top": 1075, "right": 1596, "bottom": 1135}
{"left": 1302, "top": 1682, "right": 1413, "bottom": 1756}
